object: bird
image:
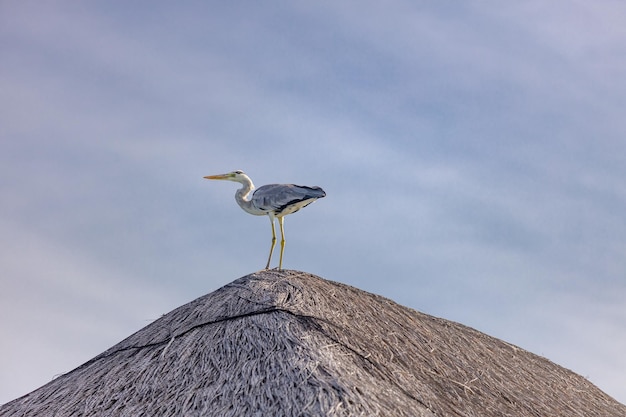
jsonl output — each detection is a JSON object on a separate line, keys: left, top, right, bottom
{"left": 204, "top": 170, "right": 326, "bottom": 270}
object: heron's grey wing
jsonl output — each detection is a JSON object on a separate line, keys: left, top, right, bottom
{"left": 252, "top": 184, "right": 325, "bottom": 216}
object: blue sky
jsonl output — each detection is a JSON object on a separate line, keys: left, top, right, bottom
{"left": 2, "top": 1, "right": 625, "bottom": 404}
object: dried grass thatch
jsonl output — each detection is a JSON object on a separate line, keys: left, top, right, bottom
{"left": 2, "top": 270, "right": 624, "bottom": 416}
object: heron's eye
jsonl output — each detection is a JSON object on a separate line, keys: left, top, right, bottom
{"left": 234, "top": 170, "right": 243, "bottom": 174}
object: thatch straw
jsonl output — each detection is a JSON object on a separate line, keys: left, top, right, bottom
{"left": 1, "top": 270, "right": 624, "bottom": 416}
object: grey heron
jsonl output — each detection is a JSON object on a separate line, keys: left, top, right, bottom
{"left": 204, "top": 170, "right": 326, "bottom": 270}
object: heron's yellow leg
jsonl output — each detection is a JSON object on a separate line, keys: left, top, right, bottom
{"left": 265, "top": 217, "right": 277, "bottom": 269}
{"left": 278, "top": 217, "right": 286, "bottom": 270}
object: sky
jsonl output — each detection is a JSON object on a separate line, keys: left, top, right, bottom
{"left": 1, "top": 0, "right": 625, "bottom": 405}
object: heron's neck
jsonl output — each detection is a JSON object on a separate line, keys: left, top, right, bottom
{"left": 235, "top": 179, "right": 256, "bottom": 213}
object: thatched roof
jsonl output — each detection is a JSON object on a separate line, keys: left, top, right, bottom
{"left": 2, "top": 270, "right": 624, "bottom": 416}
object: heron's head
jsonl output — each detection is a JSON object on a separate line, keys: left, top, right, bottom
{"left": 203, "top": 170, "right": 250, "bottom": 183}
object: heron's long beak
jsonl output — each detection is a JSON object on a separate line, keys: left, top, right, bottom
{"left": 204, "top": 174, "right": 230, "bottom": 180}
